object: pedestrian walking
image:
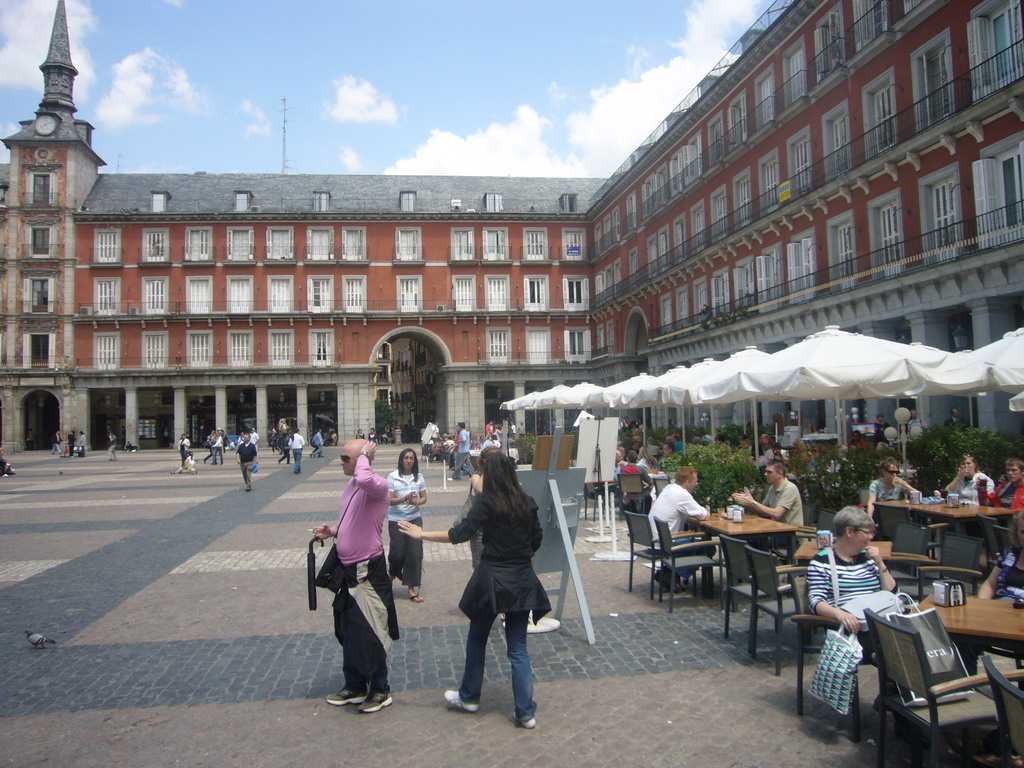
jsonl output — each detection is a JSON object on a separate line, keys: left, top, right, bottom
{"left": 290, "top": 428, "right": 305, "bottom": 474}
{"left": 107, "top": 431, "right": 117, "bottom": 461}
{"left": 236, "top": 432, "right": 257, "bottom": 491}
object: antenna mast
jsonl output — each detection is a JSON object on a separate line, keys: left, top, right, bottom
{"left": 280, "top": 97, "right": 293, "bottom": 174}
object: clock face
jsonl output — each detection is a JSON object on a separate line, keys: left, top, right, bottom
{"left": 35, "top": 115, "right": 58, "bottom": 136}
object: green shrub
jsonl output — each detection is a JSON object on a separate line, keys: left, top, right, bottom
{"left": 790, "top": 444, "right": 897, "bottom": 513}
{"left": 906, "top": 426, "right": 1024, "bottom": 493}
{"left": 515, "top": 433, "right": 537, "bottom": 464}
{"left": 661, "top": 442, "right": 764, "bottom": 510}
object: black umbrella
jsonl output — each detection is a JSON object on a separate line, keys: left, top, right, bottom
{"left": 307, "top": 536, "right": 323, "bottom": 610}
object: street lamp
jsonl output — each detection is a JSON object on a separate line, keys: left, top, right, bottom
{"left": 884, "top": 406, "right": 922, "bottom": 463}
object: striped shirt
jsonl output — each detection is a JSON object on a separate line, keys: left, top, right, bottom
{"left": 806, "top": 548, "right": 881, "bottom": 613}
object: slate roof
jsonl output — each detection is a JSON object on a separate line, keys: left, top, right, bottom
{"left": 81, "top": 173, "right": 606, "bottom": 217}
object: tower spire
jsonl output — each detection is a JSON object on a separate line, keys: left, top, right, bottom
{"left": 38, "top": 0, "right": 78, "bottom": 115}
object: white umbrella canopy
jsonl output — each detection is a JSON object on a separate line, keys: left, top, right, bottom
{"left": 693, "top": 326, "right": 974, "bottom": 405}
{"left": 500, "top": 389, "right": 552, "bottom": 410}
{"left": 683, "top": 347, "right": 771, "bottom": 404}
{"left": 614, "top": 365, "right": 691, "bottom": 408}
{"left": 1011, "top": 391, "right": 1024, "bottom": 412}
{"left": 655, "top": 358, "right": 730, "bottom": 406}
{"left": 530, "top": 381, "right": 606, "bottom": 408}
{"left": 961, "top": 327, "right": 1024, "bottom": 389}
{"left": 580, "top": 372, "right": 659, "bottom": 409}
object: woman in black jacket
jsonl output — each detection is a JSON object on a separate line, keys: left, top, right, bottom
{"left": 399, "top": 452, "right": 548, "bottom": 729}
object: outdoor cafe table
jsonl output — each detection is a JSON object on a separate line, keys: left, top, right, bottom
{"left": 920, "top": 595, "right": 1024, "bottom": 658}
{"left": 793, "top": 540, "right": 893, "bottom": 562}
{"left": 875, "top": 499, "right": 1015, "bottom": 537}
{"left": 699, "top": 516, "right": 800, "bottom": 560}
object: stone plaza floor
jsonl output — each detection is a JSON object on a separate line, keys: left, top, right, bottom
{"left": 0, "top": 444, "right": 989, "bottom": 766}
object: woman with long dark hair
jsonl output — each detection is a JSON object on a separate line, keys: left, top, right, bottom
{"left": 399, "top": 452, "right": 548, "bottom": 729}
{"left": 387, "top": 448, "right": 428, "bottom": 601}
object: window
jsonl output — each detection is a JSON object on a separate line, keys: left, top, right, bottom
{"left": 968, "top": 0, "right": 1024, "bottom": 99}
{"left": 32, "top": 174, "right": 52, "bottom": 205}
{"left": 694, "top": 281, "right": 708, "bottom": 315}
{"left": 399, "top": 191, "right": 416, "bottom": 212}
{"left": 733, "top": 259, "right": 755, "bottom": 303}
{"left": 596, "top": 325, "right": 606, "bottom": 350}
{"left": 783, "top": 44, "right": 806, "bottom": 106}
{"left": 187, "top": 277, "right": 212, "bottom": 314}
{"left": 234, "top": 192, "right": 251, "bottom": 212}
{"left": 188, "top": 332, "right": 211, "bottom": 367}
{"left": 827, "top": 214, "right": 857, "bottom": 287}
{"left": 95, "top": 334, "right": 119, "bottom": 370}
{"left": 559, "top": 193, "right": 577, "bottom": 213}
{"left": 675, "top": 286, "right": 690, "bottom": 321}
{"left": 398, "top": 277, "right": 421, "bottom": 312}
{"left": 228, "top": 277, "right": 253, "bottom": 313}
{"left": 625, "top": 194, "right": 637, "bottom": 229}
{"left": 142, "top": 278, "right": 167, "bottom": 315}
{"left": 563, "top": 277, "right": 588, "bottom": 311}
{"left": 869, "top": 195, "right": 904, "bottom": 275}
{"left": 864, "top": 73, "right": 897, "bottom": 158}
{"left": 142, "top": 333, "right": 167, "bottom": 369}
{"left": 227, "top": 228, "right": 254, "bottom": 261}
{"left": 755, "top": 71, "right": 775, "bottom": 130}
{"left": 565, "top": 329, "right": 590, "bottom": 362}
{"left": 760, "top": 153, "right": 780, "bottom": 212}
{"left": 711, "top": 188, "right": 729, "bottom": 241}
{"left": 823, "top": 105, "right": 851, "bottom": 181}
{"left": 921, "top": 169, "right": 961, "bottom": 260}
{"left": 691, "top": 203, "right": 707, "bottom": 251}
{"left": 27, "top": 278, "right": 51, "bottom": 313}
{"left": 488, "top": 329, "right": 509, "bottom": 363}
{"left": 486, "top": 277, "right": 508, "bottom": 311}
{"left": 673, "top": 214, "right": 687, "bottom": 251}
{"left": 344, "top": 277, "right": 365, "bottom": 312}
{"left": 269, "top": 331, "right": 293, "bottom": 366}
{"left": 524, "top": 276, "right": 548, "bottom": 311}
{"left": 786, "top": 235, "right": 816, "bottom": 301}
{"left": 562, "top": 229, "right": 584, "bottom": 260}
{"left": 852, "top": 0, "right": 891, "bottom": 51}
{"left": 451, "top": 229, "right": 475, "bottom": 260}
{"left": 311, "top": 330, "right": 332, "bottom": 366}
{"left": 228, "top": 332, "right": 252, "bottom": 367}
{"left": 482, "top": 228, "right": 508, "bottom": 260}
{"left": 523, "top": 229, "right": 548, "bottom": 260}
{"left": 307, "top": 228, "right": 334, "bottom": 260}
{"left": 453, "top": 277, "right": 475, "bottom": 311}
{"left": 142, "top": 230, "right": 168, "bottom": 262}
{"left": 31, "top": 227, "right": 52, "bottom": 257}
{"left": 267, "top": 228, "right": 294, "bottom": 260}
{"left": 395, "top": 228, "right": 421, "bottom": 261}
{"left": 756, "top": 246, "right": 784, "bottom": 303}
{"left": 788, "top": 130, "right": 812, "bottom": 194}
{"left": 707, "top": 117, "right": 725, "bottom": 165}
{"left": 728, "top": 95, "right": 747, "bottom": 144}
{"left": 308, "top": 277, "right": 333, "bottom": 313}
{"left": 313, "top": 191, "right": 330, "bottom": 212}
{"left": 711, "top": 268, "right": 731, "bottom": 308}
{"left": 734, "top": 173, "right": 752, "bottom": 228}
{"left": 612, "top": 259, "right": 622, "bottom": 284}
{"left": 814, "top": 6, "right": 844, "bottom": 82}
{"left": 268, "top": 277, "right": 293, "bottom": 313}
{"left": 484, "top": 193, "right": 503, "bottom": 213}
{"left": 661, "top": 294, "right": 673, "bottom": 326}
{"left": 913, "top": 34, "right": 952, "bottom": 129}
{"left": 94, "top": 278, "right": 120, "bottom": 316}
{"left": 151, "top": 192, "right": 168, "bottom": 213}
{"left": 29, "top": 334, "right": 53, "bottom": 368}
{"left": 525, "top": 329, "right": 550, "bottom": 363}
{"left": 670, "top": 149, "right": 687, "bottom": 193}
{"left": 342, "top": 228, "right": 366, "bottom": 260}
{"left": 185, "top": 229, "right": 211, "bottom": 261}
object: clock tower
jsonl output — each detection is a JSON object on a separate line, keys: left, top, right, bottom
{"left": 1, "top": 0, "right": 105, "bottom": 451}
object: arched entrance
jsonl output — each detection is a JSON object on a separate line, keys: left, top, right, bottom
{"left": 623, "top": 309, "right": 650, "bottom": 356}
{"left": 372, "top": 330, "right": 450, "bottom": 443}
{"left": 23, "top": 390, "right": 60, "bottom": 451}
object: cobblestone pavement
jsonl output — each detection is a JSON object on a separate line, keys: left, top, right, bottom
{"left": 0, "top": 446, "right": 964, "bottom": 767}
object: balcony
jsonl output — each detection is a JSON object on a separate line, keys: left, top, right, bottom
{"left": 91, "top": 247, "right": 123, "bottom": 265}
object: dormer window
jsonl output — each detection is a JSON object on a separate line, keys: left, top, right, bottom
{"left": 313, "top": 191, "right": 331, "bottom": 212}
{"left": 400, "top": 191, "right": 416, "bottom": 212}
{"left": 559, "top": 193, "right": 578, "bottom": 213}
{"left": 485, "top": 192, "right": 503, "bottom": 212}
{"left": 235, "top": 191, "right": 252, "bottom": 212}
{"left": 151, "top": 191, "right": 169, "bottom": 213}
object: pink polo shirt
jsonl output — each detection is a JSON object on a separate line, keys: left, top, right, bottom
{"left": 334, "top": 455, "right": 391, "bottom": 565}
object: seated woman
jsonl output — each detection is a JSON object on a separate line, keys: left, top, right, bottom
{"left": 806, "top": 506, "right": 895, "bottom": 656}
{"left": 618, "top": 450, "right": 653, "bottom": 515}
{"left": 866, "top": 458, "right": 915, "bottom": 519}
{"left": 991, "top": 457, "right": 1024, "bottom": 511}
{"left": 935, "top": 453, "right": 993, "bottom": 505}
{"left": 978, "top": 510, "right": 1024, "bottom": 602}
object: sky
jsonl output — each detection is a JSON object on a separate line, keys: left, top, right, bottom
{"left": 0, "top": 0, "right": 772, "bottom": 178}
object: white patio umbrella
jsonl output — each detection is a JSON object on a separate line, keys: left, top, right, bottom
{"left": 580, "top": 372, "right": 659, "bottom": 409}
{"left": 1011, "top": 391, "right": 1024, "bottom": 412}
{"left": 529, "top": 381, "right": 606, "bottom": 409}
{"left": 960, "top": 327, "right": 1024, "bottom": 389}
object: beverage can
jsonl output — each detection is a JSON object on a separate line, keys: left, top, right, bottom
{"left": 909, "top": 490, "right": 922, "bottom": 504}
{"left": 947, "top": 492, "right": 960, "bottom": 508}
{"left": 733, "top": 506, "right": 744, "bottom": 523}
{"left": 816, "top": 530, "right": 832, "bottom": 549}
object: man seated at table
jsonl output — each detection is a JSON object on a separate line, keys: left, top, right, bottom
{"left": 649, "top": 465, "right": 708, "bottom": 537}
{"left": 731, "top": 459, "right": 803, "bottom": 527}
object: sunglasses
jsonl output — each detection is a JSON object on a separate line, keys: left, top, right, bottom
{"left": 340, "top": 455, "right": 352, "bottom": 463}
{"left": 885, "top": 468, "right": 900, "bottom": 474}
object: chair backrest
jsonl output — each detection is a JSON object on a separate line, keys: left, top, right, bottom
{"left": 816, "top": 509, "right": 836, "bottom": 533}
{"left": 718, "top": 533, "right": 752, "bottom": 584}
{"left": 983, "top": 655, "right": 1024, "bottom": 758}
{"left": 654, "top": 517, "right": 678, "bottom": 555}
{"left": 745, "top": 544, "right": 786, "bottom": 600}
{"left": 619, "top": 472, "right": 645, "bottom": 495}
{"left": 877, "top": 504, "right": 910, "bottom": 541}
{"left": 993, "top": 525, "right": 1010, "bottom": 553}
{"left": 653, "top": 476, "right": 671, "bottom": 495}
{"left": 977, "top": 513, "right": 1004, "bottom": 560}
{"left": 624, "top": 510, "right": 655, "bottom": 550}
{"left": 864, "top": 608, "right": 932, "bottom": 697}
{"left": 891, "top": 521, "right": 931, "bottom": 557}
{"left": 938, "top": 532, "right": 985, "bottom": 570}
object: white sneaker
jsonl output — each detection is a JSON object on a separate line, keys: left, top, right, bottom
{"left": 515, "top": 714, "right": 536, "bottom": 729}
{"left": 443, "top": 690, "right": 478, "bottom": 712}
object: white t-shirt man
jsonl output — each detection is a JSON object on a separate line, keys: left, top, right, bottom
{"left": 649, "top": 478, "right": 708, "bottom": 536}
{"left": 250, "top": 430, "right": 260, "bottom": 448}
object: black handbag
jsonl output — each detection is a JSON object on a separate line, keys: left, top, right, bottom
{"left": 314, "top": 545, "right": 345, "bottom": 593}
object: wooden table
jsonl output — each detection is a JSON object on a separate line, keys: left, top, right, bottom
{"left": 700, "top": 516, "right": 800, "bottom": 559}
{"left": 793, "top": 540, "right": 893, "bottom": 562}
{"left": 920, "top": 595, "right": 1024, "bottom": 657}
{"left": 876, "top": 499, "right": 1014, "bottom": 538}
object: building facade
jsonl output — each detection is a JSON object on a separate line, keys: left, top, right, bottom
{"left": 2, "top": 0, "right": 1024, "bottom": 450}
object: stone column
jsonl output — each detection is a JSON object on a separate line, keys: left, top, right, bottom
{"left": 296, "top": 385, "right": 308, "bottom": 435}
{"left": 173, "top": 387, "right": 186, "bottom": 441}
{"left": 215, "top": 386, "right": 227, "bottom": 431}
{"left": 971, "top": 298, "right": 1019, "bottom": 431}
{"left": 906, "top": 310, "right": 956, "bottom": 429}
{"left": 512, "top": 380, "right": 526, "bottom": 437}
{"left": 78, "top": 388, "right": 91, "bottom": 448}
{"left": 124, "top": 387, "right": 138, "bottom": 449}
{"left": 256, "top": 386, "right": 268, "bottom": 436}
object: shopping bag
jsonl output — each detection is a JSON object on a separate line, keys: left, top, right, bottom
{"left": 841, "top": 590, "right": 917, "bottom": 630}
{"left": 888, "top": 607, "right": 971, "bottom": 707}
{"left": 250, "top": 461, "right": 259, "bottom": 474}
{"left": 809, "top": 628, "right": 864, "bottom": 715}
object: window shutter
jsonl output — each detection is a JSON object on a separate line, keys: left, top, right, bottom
{"left": 967, "top": 17, "right": 991, "bottom": 71}
{"left": 972, "top": 158, "right": 1000, "bottom": 215}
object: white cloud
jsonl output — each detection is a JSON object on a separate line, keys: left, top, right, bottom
{"left": 547, "top": 81, "right": 570, "bottom": 106}
{"left": 325, "top": 75, "right": 398, "bottom": 124}
{"left": 385, "top": 105, "right": 585, "bottom": 177}
{"left": 240, "top": 98, "right": 270, "bottom": 137}
{"left": 0, "top": 0, "right": 97, "bottom": 99}
{"left": 0, "top": 120, "right": 21, "bottom": 161}
{"left": 337, "top": 145, "right": 362, "bottom": 172}
{"left": 162, "top": 0, "right": 185, "bottom": 6}
{"left": 95, "top": 47, "right": 207, "bottom": 131}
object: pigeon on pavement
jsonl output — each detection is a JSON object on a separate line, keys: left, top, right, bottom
{"left": 25, "top": 631, "right": 57, "bottom": 649}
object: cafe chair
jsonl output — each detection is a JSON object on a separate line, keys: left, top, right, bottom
{"left": 653, "top": 518, "right": 717, "bottom": 613}
{"left": 876, "top": 503, "right": 911, "bottom": 541}
{"left": 623, "top": 511, "right": 662, "bottom": 599}
{"left": 977, "top": 513, "right": 1009, "bottom": 568}
{"left": 887, "top": 521, "right": 939, "bottom": 593}
{"left": 652, "top": 475, "right": 671, "bottom": 496}
{"left": 983, "top": 656, "right": 1024, "bottom": 768}
{"left": 618, "top": 472, "right": 650, "bottom": 516}
{"left": 865, "top": 608, "right": 996, "bottom": 768}
{"left": 796, "top": 508, "right": 837, "bottom": 542}
{"left": 914, "top": 532, "right": 985, "bottom": 600}
{"left": 745, "top": 544, "right": 800, "bottom": 676}
{"left": 718, "top": 533, "right": 760, "bottom": 637}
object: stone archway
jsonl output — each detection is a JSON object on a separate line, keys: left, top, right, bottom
{"left": 371, "top": 329, "right": 452, "bottom": 442}
{"left": 23, "top": 390, "right": 61, "bottom": 451}
{"left": 623, "top": 308, "right": 650, "bottom": 356}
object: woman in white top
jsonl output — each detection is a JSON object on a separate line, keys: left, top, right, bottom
{"left": 935, "top": 454, "right": 993, "bottom": 505}
{"left": 387, "top": 448, "right": 428, "bottom": 602}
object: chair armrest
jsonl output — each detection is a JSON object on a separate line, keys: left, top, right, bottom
{"left": 790, "top": 613, "right": 841, "bottom": 629}
{"left": 777, "top": 565, "right": 807, "bottom": 575}
{"left": 929, "top": 674, "right": 990, "bottom": 698}
{"left": 669, "top": 540, "right": 717, "bottom": 554}
{"left": 888, "top": 553, "right": 937, "bottom": 564}
{"left": 927, "top": 523, "right": 949, "bottom": 531}
{"left": 916, "top": 565, "right": 984, "bottom": 579}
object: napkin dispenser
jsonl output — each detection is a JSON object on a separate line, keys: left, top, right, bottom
{"left": 933, "top": 580, "right": 966, "bottom": 607}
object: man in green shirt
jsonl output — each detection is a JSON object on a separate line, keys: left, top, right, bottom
{"left": 731, "top": 459, "right": 803, "bottom": 527}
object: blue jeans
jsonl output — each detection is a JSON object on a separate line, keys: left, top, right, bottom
{"left": 453, "top": 451, "right": 472, "bottom": 479}
{"left": 211, "top": 446, "right": 223, "bottom": 464}
{"left": 459, "top": 610, "right": 536, "bottom": 721}
{"left": 292, "top": 449, "right": 302, "bottom": 473}
{"left": 311, "top": 444, "right": 323, "bottom": 457}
